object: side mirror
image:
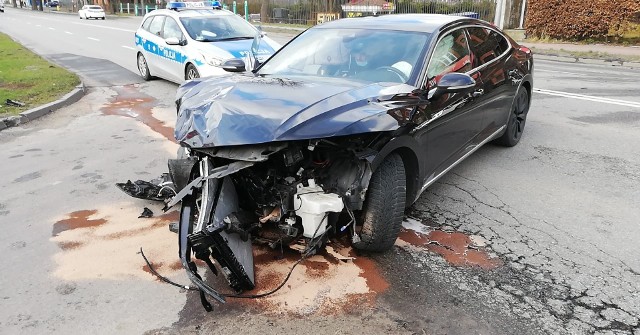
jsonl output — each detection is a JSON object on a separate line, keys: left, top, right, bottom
{"left": 429, "top": 72, "right": 476, "bottom": 100}
{"left": 165, "top": 37, "right": 180, "bottom": 45}
{"left": 221, "top": 58, "right": 246, "bottom": 72}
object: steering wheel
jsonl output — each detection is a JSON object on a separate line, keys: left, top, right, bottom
{"left": 375, "top": 66, "right": 409, "bottom": 83}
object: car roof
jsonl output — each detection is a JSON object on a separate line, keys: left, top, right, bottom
{"left": 146, "top": 8, "right": 235, "bottom": 19}
{"left": 316, "top": 14, "right": 475, "bottom": 33}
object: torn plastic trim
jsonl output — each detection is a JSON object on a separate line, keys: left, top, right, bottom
{"left": 164, "top": 160, "right": 254, "bottom": 211}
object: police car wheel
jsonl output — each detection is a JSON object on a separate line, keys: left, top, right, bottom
{"left": 137, "top": 53, "right": 152, "bottom": 81}
{"left": 186, "top": 64, "right": 200, "bottom": 80}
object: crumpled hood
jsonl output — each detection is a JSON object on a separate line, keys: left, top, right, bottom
{"left": 175, "top": 74, "right": 419, "bottom": 148}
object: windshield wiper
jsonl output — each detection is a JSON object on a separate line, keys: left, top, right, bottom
{"left": 214, "top": 36, "right": 255, "bottom": 41}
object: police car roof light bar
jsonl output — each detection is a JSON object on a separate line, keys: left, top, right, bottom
{"left": 166, "top": 1, "right": 222, "bottom": 11}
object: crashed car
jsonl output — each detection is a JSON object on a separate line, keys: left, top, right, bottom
{"left": 162, "top": 14, "right": 533, "bottom": 306}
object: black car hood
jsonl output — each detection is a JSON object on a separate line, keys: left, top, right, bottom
{"left": 175, "top": 74, "right": 422, "bottom": 148}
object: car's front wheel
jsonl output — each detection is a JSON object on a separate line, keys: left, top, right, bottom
{"left": 137, "top": 53, "right": 152, "bottom": 81}
{"left": 495, "top": 86, "right": 530, "bottom": 147}
{"left": 185, "top": 64, "right": 200, "bottom": 80}
{"left": 353, "top": 153, "right": 406, "bottom": 252}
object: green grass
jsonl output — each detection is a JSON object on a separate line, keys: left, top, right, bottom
{"left": 0, "top": 33, "right": 79, "bottom": 117}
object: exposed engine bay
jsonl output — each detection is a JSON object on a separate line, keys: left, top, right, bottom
{"left": 128, "top": 133, "right": 396, "bottom": 309}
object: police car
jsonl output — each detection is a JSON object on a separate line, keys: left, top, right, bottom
{"left": 135, "top": 1, "right": 281, "bottom": 84}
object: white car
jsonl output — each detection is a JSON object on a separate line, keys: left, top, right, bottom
{"left": 134, "top": 1, "right": 281, "bottom": 84}
{"left": 79, "top": 5, "right": 105, "bottom": 20}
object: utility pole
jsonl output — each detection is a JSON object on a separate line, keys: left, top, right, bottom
{"left": 493, "top": 0, "right": 507, "bottom": 30}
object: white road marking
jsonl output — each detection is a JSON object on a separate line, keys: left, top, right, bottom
{"left": 88, "top": 37, "right": 100, "bottom": 41}
{"left": 121, "top": 46, "right": 135, "bottom": 50}
{"left": 36, "top": 24, "right": 42, "bottom": 27}
{"left": 534, "top": 88, "right": 640, "bottom": 108}
{"left": 49, "top": 27, "right": 55, "bottom": 30}
{"left": 65, "top": 31, "right": 73, "bottom": 35}
{"left": 72, "top": 22, "right": 135, "bottom": 33}
{"left": 535, "top": 68, "right": 584, "bottom": 76}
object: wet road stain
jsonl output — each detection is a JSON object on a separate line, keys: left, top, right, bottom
{"left": 230, "top": 242, "right": 388, "bottom": 316}
{"left": 398, "top": 219, "right": 502, "bottom": 270}
{"left": 100, "top": 86, "right": 176, "bottom": 142}
{"left": 52, "top": 210, "right": 107, "bottom": 237}
{"left": 50, "top": 205, "right": 181, "bottom": 281}
{"left": 13, "top": 171, "right": 42, "bottom": 183}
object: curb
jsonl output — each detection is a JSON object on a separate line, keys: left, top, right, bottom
{"left": 0, "top": 82, "right": 86, "bottom": 131}
{"left": 534, "top": 54, "right": 640, "bottom": 69}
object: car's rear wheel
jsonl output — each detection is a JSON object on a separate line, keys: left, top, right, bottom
{"left": 495, "top": 87, "right": 530, "bottom": 147}
{"left": 101, "top": 17, "right": 105, "bottom": 20}
{"left": 353, "top": 153, "right": 406, "bottom": 252}
{"left": 185, "top": 64, "right": 200, "bottom": 80}
{"left": 137, "top": 53, "right": 152, "bottom": 81}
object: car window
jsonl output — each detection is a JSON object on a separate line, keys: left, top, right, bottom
{"left": 180, "top": 15, "right": 257, "bottom": 42}
{"left": 426, "top": 29, "right": 472, "bottom": 83}
{"left": 142, "top": 17, "right": 153, "bottom": 31}
{"left": 163, "top": 17, "right": 183, "bottom": 40}
{"left": 258, "top": 28, "right": 430, "bottom": 84}
{"left": 466, "top": 27, "right": 510, "bottom": 67}
{"left": 148, "top": 16, "right": 165, "bottom": 37}
{"left": 89, "top": 6, "right": 101, "bottom": 10}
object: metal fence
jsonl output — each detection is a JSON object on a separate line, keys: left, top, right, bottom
{"left": 223, "top": 0, "right": 497, "bottom": 26}
{"left": 109, "top": 0, "right": 496, "bottom": 26}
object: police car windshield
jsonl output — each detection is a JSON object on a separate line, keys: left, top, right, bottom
{"left": 257, "top": 28, "right": 431, "bottom": 84}
{"left": 180, "top": 15, "right": 257, "bottom": 42}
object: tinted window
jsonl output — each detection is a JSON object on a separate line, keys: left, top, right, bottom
{"left": 163, "top": 17, "right": 183, "bottom": 40}
{"left": 148, "top": 16, "right": 165, "bottom": 36}
{"left": 426, "top": 29, "right": 472, "bottom": 83}
{"left": 467, "top": 27, "right": 510, "bottom": 66}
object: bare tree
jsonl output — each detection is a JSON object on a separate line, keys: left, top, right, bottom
{"left": 260, "top": 0, "right": 270, "bottom": 24}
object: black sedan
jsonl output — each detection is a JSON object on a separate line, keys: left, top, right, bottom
{"left": 166, "top": 14, "right": 533, "bottom": 304}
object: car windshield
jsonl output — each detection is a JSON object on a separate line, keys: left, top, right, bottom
{"left": 180, "top": 15, "right": 258, "bottom": 42}
{"left": 257, "top": 28, "right": 431, "bottom": 84}
{"left": 89, "top": 6, "right": 102, "bottom": 10}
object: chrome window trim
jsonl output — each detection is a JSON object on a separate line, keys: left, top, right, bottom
{"left": 420, "top": 23, "right": 513, "bottom": 88}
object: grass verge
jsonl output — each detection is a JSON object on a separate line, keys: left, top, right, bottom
{"left": 0, "top": 32, "right": 79, "bottom": 117}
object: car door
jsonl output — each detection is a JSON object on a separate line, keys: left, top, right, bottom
{"left": 466, "top": 26, "right": 517, "bottom": 134}
{"left": 140, "top": 15, "right": 168, "bottom": 79}
{"left": 158, "top": 16, "right": 188, "bottom": 83}
{"left": 420, "top": 27, "right": 486, "bottom": 182}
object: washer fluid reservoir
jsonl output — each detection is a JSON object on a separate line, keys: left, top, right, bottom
{"left": 294, "top": 179, "right": 344, "bottom": 238}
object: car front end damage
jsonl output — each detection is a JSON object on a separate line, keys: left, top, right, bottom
{"left": 143, "top": 71, "right": 430, "bottom": 309}
{"left": 166, "top": 135, "right": 391, "bottom": 307}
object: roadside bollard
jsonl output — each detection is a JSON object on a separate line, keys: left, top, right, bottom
{"left": 233, "top": 1, "right": 236, "bottom": 14}
{"left": 244, "top": 0, "right": 248, "bottom": 21}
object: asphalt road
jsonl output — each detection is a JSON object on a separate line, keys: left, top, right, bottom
{"left": 1, "top": 7, "right": 639, "bottom": 335}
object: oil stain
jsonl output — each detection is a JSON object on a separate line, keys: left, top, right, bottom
{"left": 100, "top": 85, "right": 175, "bottom": 142}
{"left": 52, "top": 210, "right": 107, "bottom": 236}
{"left": 399, "top": 225, "right": 502, "bottom": 270}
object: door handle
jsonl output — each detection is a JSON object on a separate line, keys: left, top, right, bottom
{"left": 472, "top": 89, "right": 484, "bottom": 98}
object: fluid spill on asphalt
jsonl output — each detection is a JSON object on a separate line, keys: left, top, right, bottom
{"left": 100, "top": 86, "right": 176, "bottom": 142}
{"left": 50, "top": 204, "right": 181, "bottom": 280}
{"left": 398, "top": 218, "right": 502, "bottom": 269}
{"left": 229, "top": 242, "right": 388, "bottom": 316}
{"left": 52, "top": 210, "right": 107, "bottom": 236}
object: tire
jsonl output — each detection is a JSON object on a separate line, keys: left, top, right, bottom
{"left": 353, "top": 153, "right": 406, "bottom": 252}
{"left": 494, "top": 87, "right": 530, "bottom": 147}
{"left": 137, "top": 53, "right": 152, "bottom": 81}
{"left": 101, "top": 17, "right": 105, "bottom": 20}
{"left": 185, "top": 64, "right": 200, "bottom": 80}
